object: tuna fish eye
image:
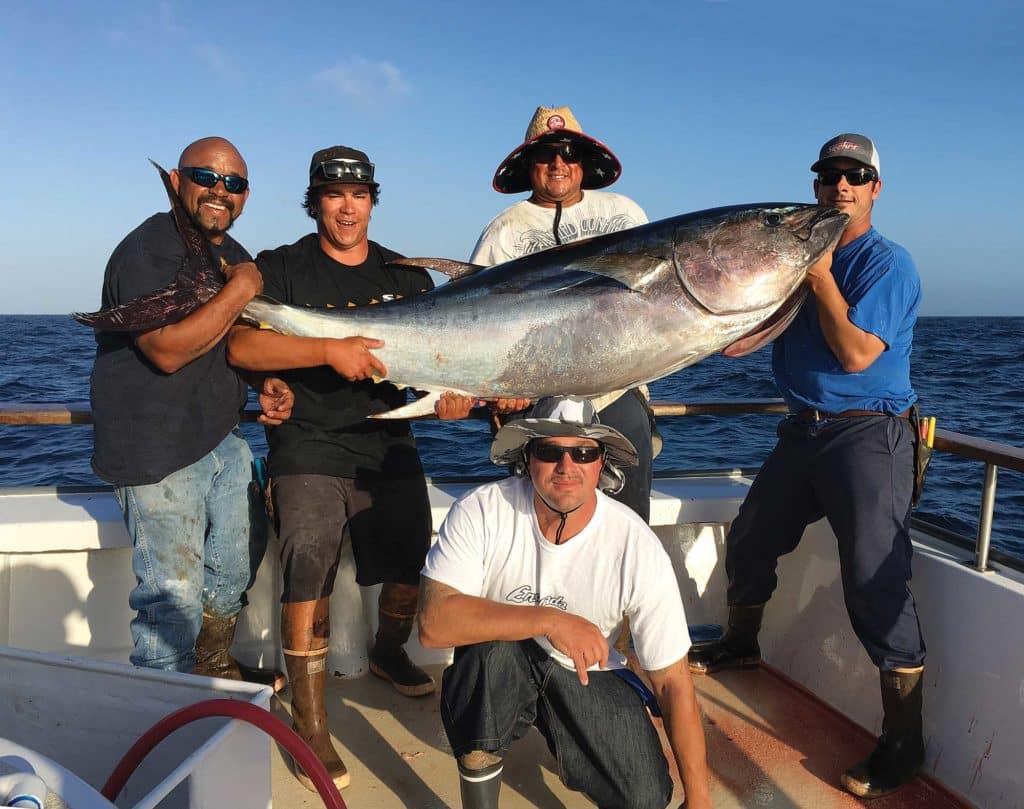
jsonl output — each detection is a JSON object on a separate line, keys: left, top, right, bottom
{"left": 764, "top": 212, "right": 784, "bottom": 227}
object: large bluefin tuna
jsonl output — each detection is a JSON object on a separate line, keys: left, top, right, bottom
{"left": 75, "top": 164, "right": 847, "bottom": 418}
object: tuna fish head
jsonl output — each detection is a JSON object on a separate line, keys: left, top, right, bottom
{"left": 670, "top": 203, "right": 848, "bottom": 357}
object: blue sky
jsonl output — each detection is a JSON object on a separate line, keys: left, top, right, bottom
{"left": 1, "top": 1, "right": 1021, "bottom": 315}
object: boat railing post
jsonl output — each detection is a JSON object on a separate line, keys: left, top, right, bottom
{"left": 974, "top": 462, "right": 998, "bottom": 572}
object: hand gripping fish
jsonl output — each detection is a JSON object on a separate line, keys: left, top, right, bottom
{"left": 74, "top": 163, "right": 847, "bottom": 419}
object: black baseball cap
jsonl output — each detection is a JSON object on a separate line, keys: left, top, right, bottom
{"left": 307, "top": 145, "right": 379, "bottom": 191}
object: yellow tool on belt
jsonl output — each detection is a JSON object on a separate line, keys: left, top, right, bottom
{"left": 918, "top": 416, "right": 936, "bottom": 448}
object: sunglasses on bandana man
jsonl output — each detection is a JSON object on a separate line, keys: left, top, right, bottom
{"left": 530, "top": 143, "right": 584, "bottom": 165}
{"left": 529, "top": 442, "right": 605, "bottom": 464}
{"left": 312, "top": 158, "right": 376, "bottom": 183}
{"left": 179, "top": 167, "right": 249, "bottom": 194}
{"left": 817, "top": 167, "right": 877, "bottom": 186}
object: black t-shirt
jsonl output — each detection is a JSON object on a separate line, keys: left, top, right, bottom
{"left": 90, "top": 212, "right": 250, "bottom": 485}
{"left": 256, "top": 235, "right": 434, "bottom": 479}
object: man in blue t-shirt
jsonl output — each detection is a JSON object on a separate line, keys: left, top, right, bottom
{"left": 90, "top": 137, "right": 292, "bottom": 689}
{"left": 689, "top": 134, "right": 925, "bottom": 800}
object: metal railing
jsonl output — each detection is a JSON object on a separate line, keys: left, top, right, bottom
{"left": 2, "top": 399, "right": 1022, "bottom": 573}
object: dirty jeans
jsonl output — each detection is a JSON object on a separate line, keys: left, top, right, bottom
{"left": 115, "top": 429, "right": 265, "bottom": 671}
{"left": 441, "top": 639, "right": 674, "bottom": 809}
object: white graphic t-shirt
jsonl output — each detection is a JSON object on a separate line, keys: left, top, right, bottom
{"left": 421, "top": 477, "right": 690, "bottom": 673}
{"left": 469, "top": 191, "right": 648, "bottom": 266}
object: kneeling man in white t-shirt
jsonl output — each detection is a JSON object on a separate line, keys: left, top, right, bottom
{"left": 419, "top": 396, "right": 710, "bottom": 809}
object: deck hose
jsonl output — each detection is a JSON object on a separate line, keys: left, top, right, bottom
{"left": 100, "top": 698, "right": 347, "bottom": 809}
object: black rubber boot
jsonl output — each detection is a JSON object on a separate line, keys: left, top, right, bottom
{"left": 688, "top": 603, "right": 764, "bottom": 674}
{"left": 841, "top": 668, "right": 925, "bottom": 799}
{"left": 458, "top": 757, "right": 503, "bottom": 809}
{"left": 193, "top": 612, "right": 286, "bottom": 693}
{"left": 369, "top": 582, "right": 436, "bottom": 697}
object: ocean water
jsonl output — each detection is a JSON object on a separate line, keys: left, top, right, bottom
{"left": 1, "top": 315, "right": 1022, "bottom": 558}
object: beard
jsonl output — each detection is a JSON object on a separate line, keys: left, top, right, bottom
{"left": 191, "top": 194, "right": 237, "bottom": 239}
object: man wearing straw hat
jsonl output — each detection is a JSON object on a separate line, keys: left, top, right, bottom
{"left": 471, "top": 106, "right": 657, "bottom": 524}
{"left": 419, "top": 396, "right": 711, "bottom": 809}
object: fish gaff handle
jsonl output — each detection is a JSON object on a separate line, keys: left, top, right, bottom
{"left": 0, "top": 772, "right": 48, "bottom": 809}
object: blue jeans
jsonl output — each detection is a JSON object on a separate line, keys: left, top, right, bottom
{"left": 115, "top": 429, "right": 266, "bottom": 671}
{"left": 441, "top": 640, "right": 673, "bottom": 809}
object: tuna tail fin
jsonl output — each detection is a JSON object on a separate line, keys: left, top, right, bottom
{"left": 73, "top": 162, "right": 229, "bottom": 332}
{"left": 150, "top": 160, "right": 213, "bottom": 264}
{"left": 72, "top": 270, "right": 223, "bottom": 333}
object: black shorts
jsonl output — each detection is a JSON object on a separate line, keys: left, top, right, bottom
{"left": 271, "top": 473, "right": 432, "bottom": 602}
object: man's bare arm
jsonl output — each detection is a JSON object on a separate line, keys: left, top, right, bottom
{"left": 227, "top": 324, "right": 386, "bottom": 381}
{"left": 135, "top": 262, "right": 263, "bottom": 374}
{"left": 418, "top": 576, "right": 608, "bottom": 685}
{"left": 647, "top": 658, "right": 712, "bottom": 809}
{"left": 805, "top": 253, "right": 885, "bottom": 373}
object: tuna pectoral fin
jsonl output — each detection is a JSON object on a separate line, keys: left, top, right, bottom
{"left": 563, "top": 255, "right": 669, "bottom": 291}
{"left": 389, "top": 257, "right": 485, "bottom": 281}
{"left": 723, "top": 289, "right": 809, "bottom": 357}
{"left": 368, "top": 390, "right": 444, "bottom": 420}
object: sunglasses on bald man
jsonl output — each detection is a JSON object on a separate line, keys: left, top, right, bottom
{"left": 179, "top": 167, "right": 249, "bottom": 194}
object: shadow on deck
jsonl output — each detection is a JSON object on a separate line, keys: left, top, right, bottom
{"left": 269, "top": 663, "right": 972, "bottom": 808}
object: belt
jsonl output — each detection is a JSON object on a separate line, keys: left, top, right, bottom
{"left": 796, "top": 408, "right": 911, "bottom": 423}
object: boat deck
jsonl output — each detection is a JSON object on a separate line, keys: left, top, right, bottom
{"left": 269, "top": 663, "right": 972, "bottom": 808}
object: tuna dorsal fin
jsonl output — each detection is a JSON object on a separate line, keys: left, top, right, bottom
{"left": 562, "top": 254, "right": 669, "bottom": 292}
{"left": 389, "top": 257, "right": 485, "bottom": 281}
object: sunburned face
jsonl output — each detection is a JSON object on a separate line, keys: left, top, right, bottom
{"left": 528, "top": 149, "right": 584, "bottom": 207}
{"left": 170, "top": 139, "right": 248, "bottom": 245}
{"left": 315, "top": 183, "right": 373, "bottom": 263}
{"left": 813, "top": 158, "right": 880, "bottom": 243}
{"left": 528, "top": 437, "right": 603, "bottom": 515}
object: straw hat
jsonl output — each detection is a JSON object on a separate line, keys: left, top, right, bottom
{"left": 492, "top": 106, "right": 622, "bottom": 194}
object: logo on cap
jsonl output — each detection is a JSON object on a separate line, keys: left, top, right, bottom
{"left": 829, "top": 140, "right": 862, "bottom": 154}
{"left": 546, "top": 115, "right": 566, "bottom": 131}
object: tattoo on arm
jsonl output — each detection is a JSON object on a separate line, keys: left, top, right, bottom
{"left": 420, "top": 576, "right": 458, "bottom": 615}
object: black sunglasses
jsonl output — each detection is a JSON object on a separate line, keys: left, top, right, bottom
{"left": 529, "top": 442, "right": 605, "bottom": 464}
{"left": 179, "top": 166, "right": 249, "bottom": 194}
{"left": 531, "top": 143, "right": 583, "bottom": 165}
{"left": 817, "top": 167, "right": 877, "bottom": 187}
{"left": 313, "top": 158, "right": 375, "bottom": 183}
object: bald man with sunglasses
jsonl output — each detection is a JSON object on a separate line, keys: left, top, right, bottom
{"left": 89, "top": 136, "right": 292, "bottom": 690}
{"left": 690, "top": 133, "right": 927, "bottom": 800}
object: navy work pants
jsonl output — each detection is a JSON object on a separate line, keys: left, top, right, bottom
{"left": 726, "top": 415, "right": 925, "bottom": 670}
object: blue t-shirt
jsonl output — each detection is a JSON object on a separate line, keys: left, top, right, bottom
{"left": 773, "top": 227, "right": 920, "bottom": 415}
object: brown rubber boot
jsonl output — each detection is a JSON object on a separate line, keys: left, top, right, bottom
{"left": 688, "top": 603, "right": 765, "bottom": 674}
{"left": 841, "top": 667, "right": 925, "bottom": 798}
{"left": 283, "top": 600, "right": 349, "bottom": 791}
{"left": 193, "top": 613, "right": 286, "bottom": 693}
{"left": 369, "top": 582, "right": 436, "bottom": 697}
{"left": 193, "top": 613, "right": 243, "bottom": 681}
